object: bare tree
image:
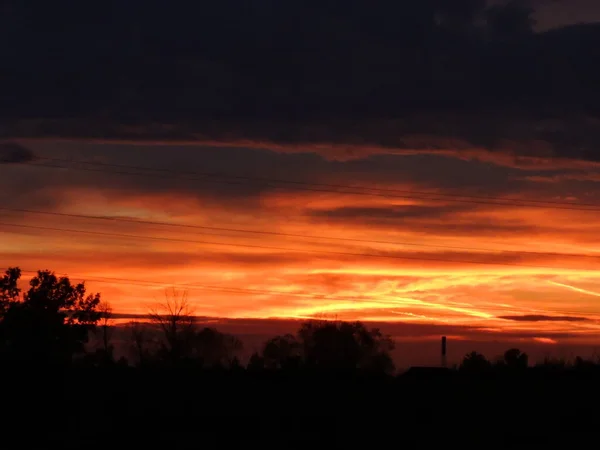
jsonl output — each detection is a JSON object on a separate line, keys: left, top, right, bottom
{"left": 149, "top": 288, "right": 196, "bottom": 363}
{"left": 128, "top": 320, "right": 152, "bottom": 366}
{"left": 98, "top": 301, "right": 113, "bottom": 354}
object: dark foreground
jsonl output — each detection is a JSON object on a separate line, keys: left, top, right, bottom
{"left": 3, "top": 368, "right": 600, "bottom": 449}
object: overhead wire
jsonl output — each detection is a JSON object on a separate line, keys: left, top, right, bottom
{"left": 34, "top": 156, "right": 600, "bottom": 208}
{"left": 1, "top": 206, "right": 600, "bottom": 261}
{"left": 6, "top": 156, "right": 600, "bottom": 211}
{"left": 3, "top": 153, "right": 600, "bottom": 320}
{"left": 1, "top": 221, "right": 599, "bottom": 271}
{"left": 3, "top": 267, "right": 596, "bottom": 320}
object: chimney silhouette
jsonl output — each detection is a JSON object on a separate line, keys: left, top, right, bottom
{"left": 441, "top": 336, "right": 447, "bottom": 368}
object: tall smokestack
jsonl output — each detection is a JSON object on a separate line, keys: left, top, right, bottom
{"left": 441, "top": 336, "right": 447, "bottom": 368}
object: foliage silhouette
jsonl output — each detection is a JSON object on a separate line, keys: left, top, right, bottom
{"left": 128, "top": 320, "right": 155, "bottom": 367}
{"left": 534, "top": 357, "right": 571, "bottom": 374}
{"left": 0, "top": 267, "right": 21, "bottom": 314}
{"left": 261, "top": 333, "right": 302, "bottom": 370}
{"left": 460, "top": 351, "right": 492, "bottom": 374}
{"left": 572, "top": 356, "right": 598, "bottom": 373}
{"left": 247, "top": 351, "right": 266, "bottom": 372}
{"left": 297, "top": 320, "right": 395, "bottom": 374}
{"left": 97, "top": 300, "right": 114, "bottom": 362}
{"left": 191, "top": 327, "right": 243, "bottom": 368}
{"left": 501, "top": 348, "right": 529, "bottom": 370}
{"left": 0, "top": 267, "right": 101, "bottom": 366}
{"left": 4, "top": 266, "right": 600, "bottom": 450}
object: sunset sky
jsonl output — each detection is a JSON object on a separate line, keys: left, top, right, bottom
{"left": 2, "top": 0, "right": 600, "bottom": 364}
{"left": 3, "top": 137, "right": 600, "bottom": 356}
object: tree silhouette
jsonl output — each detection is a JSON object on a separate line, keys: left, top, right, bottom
{"left": 190, "top": 327, "right": 243, "bottom": 368}
{"left": 460, "top": 351, "right": 491, "bottom": 373}
{"left": 148, "top": 290, "right": 243, "bottom": 368}
{"left": 0, "top": 267, "right": 21, "bottom": 314}
{"left": 98, "top": 301, "right": 113, "bottom": 355}
{"left": 297, "top": 320, "right": 395, "bottom": 374}
{"left": 536, "top": 357, "right": 567, "bottom": 372}
{"left": 149, "top": 288, "right": 196, "bottom": 365}
{"left": 247, "top": 351, "right": 265, "bottom": 371}
{"left": 501, "top": 348, "right": 528, "bottom": 370}
{"left": 261, "top": 334, "right": 302, "bottom": 370}
{"left": 573, "top": 356, "right": 596, "bottom": 372}
{"left": 128, "top": 320, "right": 155, "bottom": 367}
{"left": 0, "top": 268, "right": 101, "bottom": 366}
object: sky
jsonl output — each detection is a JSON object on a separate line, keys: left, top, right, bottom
{"left": 3, "top": 137, "right": 600, "bottom": 364}
{"left": 2, "top": 0, "right": 600, "bottom": 364}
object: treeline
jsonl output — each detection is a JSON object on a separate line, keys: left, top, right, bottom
{"left": 0, "top": 268, "right": 396, "bottom": 374}
{"left": 4, "top": 267, "right": 600, "bottom": 447}
{"left": 2, "top": 267, "right": 600, "bottom": 377}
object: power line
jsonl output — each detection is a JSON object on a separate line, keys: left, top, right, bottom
{"left": 0, "top": 267, "right": 575, "bottom": 316}
{"left": 1, "top": 268, "right": 472, "bottom": 309}
{"left": 36, "top": 156, "right": 600, "bottom": 208}
{"left": 8, "top": 156, "right": 600, "bottom": 212}
{"left": 10, "top": 268, "right": 340, "bottom": 300}
{"left": 0, "top": 221, "right": 597, "bottom": 271}
{"left": 5, "top": 268, "right": 597, "bottom": 319}
{"left": 2, "top": 206, "right": 600, "bottom": 261}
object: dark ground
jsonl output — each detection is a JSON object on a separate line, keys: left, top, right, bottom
{"left": 3, "top": 368, "right": 599, "bottom": 448}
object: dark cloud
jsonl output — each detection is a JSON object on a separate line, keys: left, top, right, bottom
{"left": 306, "top": 204, "right": 546, "bottom": 236}
{"left": 0, "top": 142, "right": 34, "bottom": 164}
{"left": 0, "top": 2, "right": 599, "bottom": 163}
{"left": 498, "top": 314, "right": 591, "bottom": 322}
{"left": 0, "top": 142, "right": 302, "bottom": 210}
{"left": 3, "top": 138, "right": 599, "bottom": 231}
{"left": 1, "top": 139, "right": 544, "bottom": 212}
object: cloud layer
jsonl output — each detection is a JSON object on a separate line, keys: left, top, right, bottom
{"left": 2, "top": 2, "right": 600, "bottom": 360}
{"left": 3, "top": 140, "right": 600, "bottom": 354}
{"left": 1, "top": 1, "right": 600, "bottom": 165}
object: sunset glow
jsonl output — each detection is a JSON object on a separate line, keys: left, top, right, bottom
{"left": 2, "top": 139, "right": 600, "bottom": 350}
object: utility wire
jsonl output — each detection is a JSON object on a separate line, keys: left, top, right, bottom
{"left": 4, "top": 268, "right": 597, "bottom": 319}
{"left": 1, "top": 206, "right": 599, "bottom": 260}
{"left": 2, "top": 268, "right": 481, "bottom": 309}
{"left": 34, "top": 156, "right": 600, "bottom": 208}
{"left": 7, "top": 156, "right": 600, "bottom": 212}
{"left": 0, "top": 221, "right": 598, "bottom": 271}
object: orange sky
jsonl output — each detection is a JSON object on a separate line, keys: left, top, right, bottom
{"left": 2, "top": 138, "right": 600, "bottom": 349}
